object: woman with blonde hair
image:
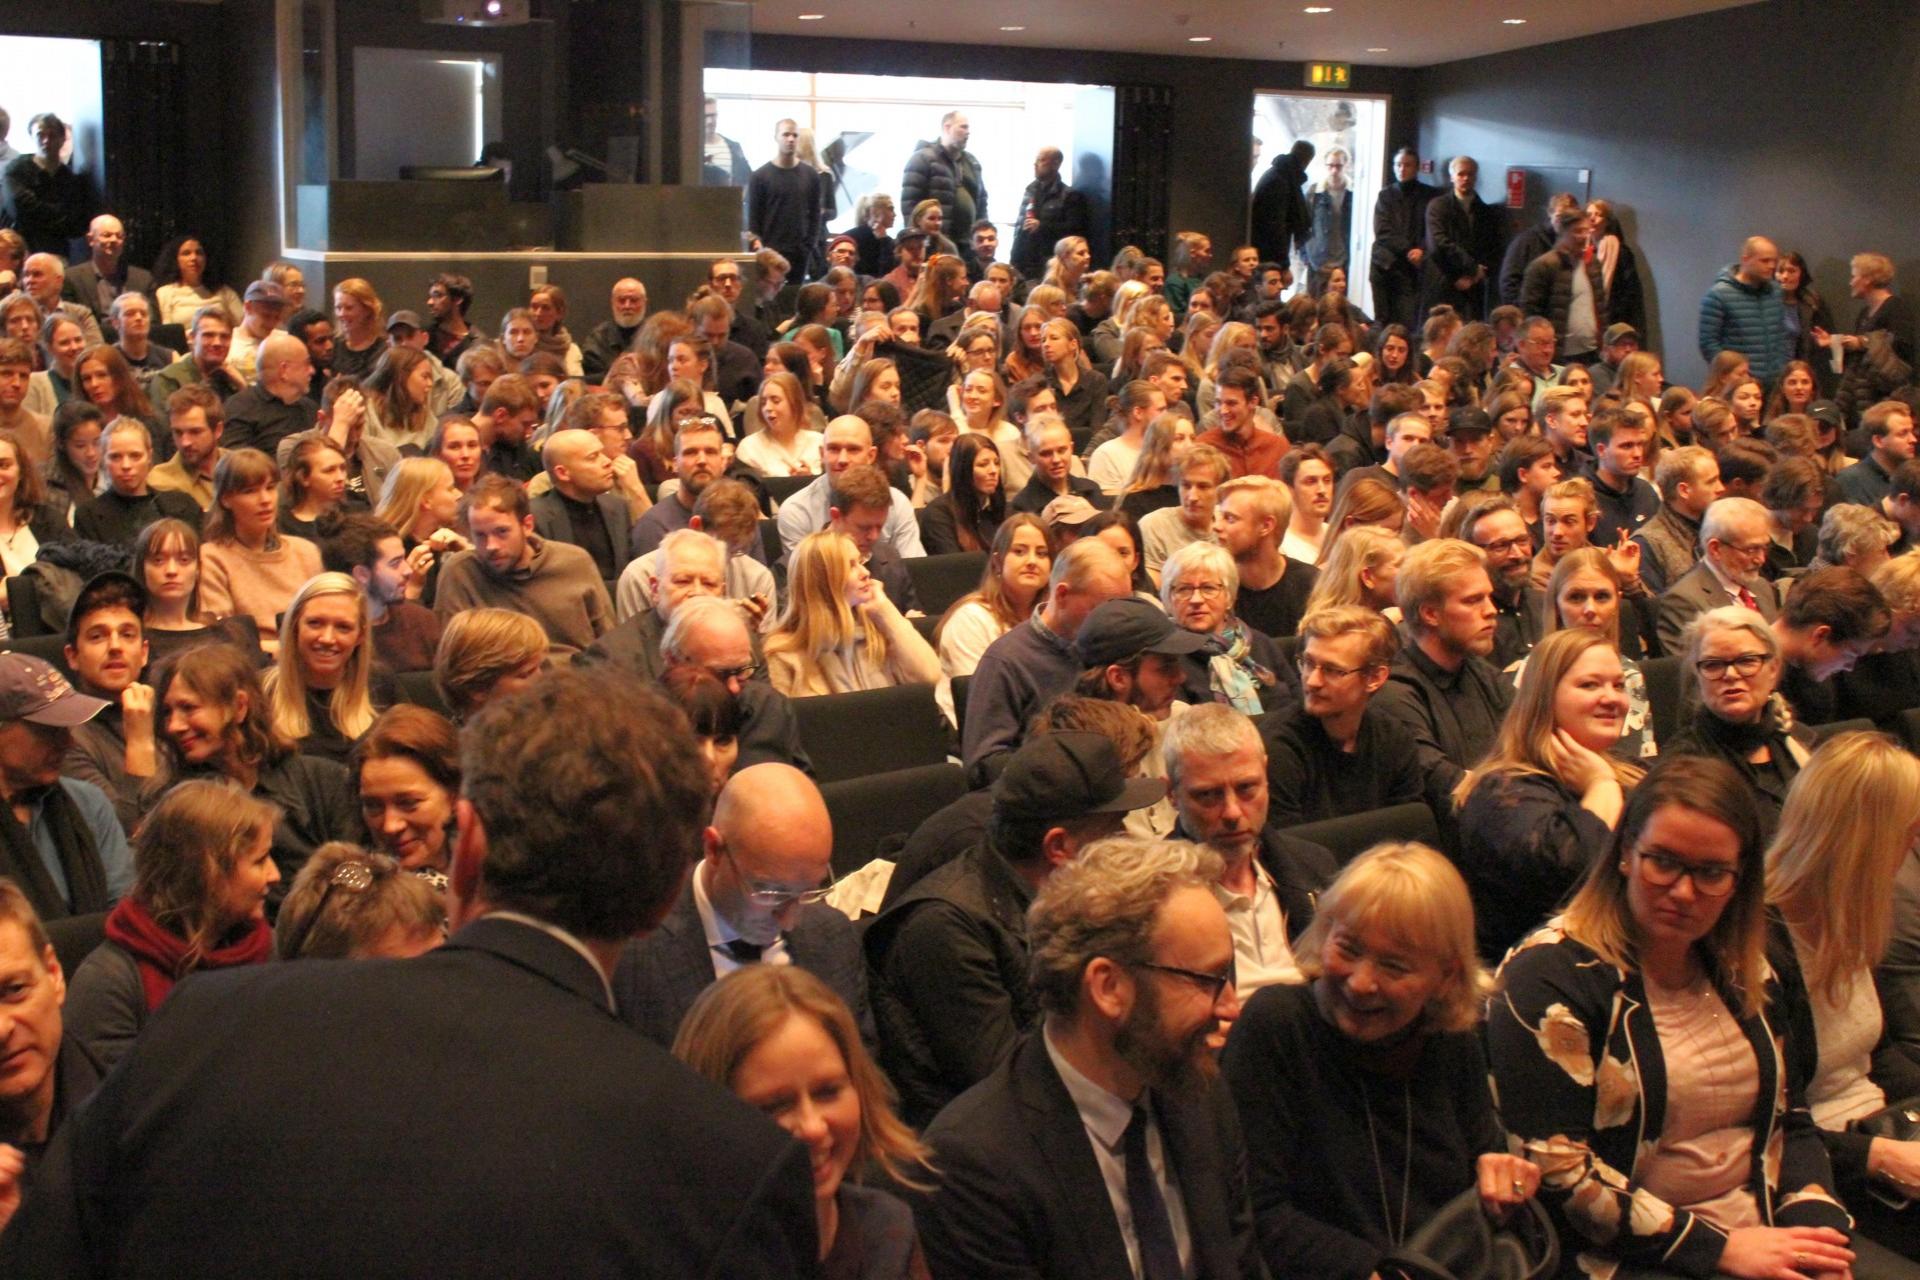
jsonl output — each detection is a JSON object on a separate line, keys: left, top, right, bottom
{"left": 1042, "top": 234, "right": 1091, "bottom": 296}
{"left": 1303, "top": 524, "right": 1404, "bottom": 620}
{"left": 360, "top": 346, "right": 439, "bottom": 451}
{"left": 1700, "top": 349, "right": 1751, "bottom": 400}
{"left": 1318, "top": 476, "right": 1406, "bottom": 554}
{"left": 274, "top": 843, "right": 445, "bottom": 961}
{"left": 674, "top": 965, "right": 934, "bottom": 1276}
{"left": 765, "top": 531, "right": 939, "bottom": 698}
{"left": 329, "top": 277, "right": 385, "bottom": 380}
{"left": 1041, "top": 316, "right": 1109, "bottom": 436}
{"left": 1488, "top": 756, "right": 1855, "bottom": 1280}
{"left": 1197, "top": 321, "right": 1261, "bottom": 415}
{"left": 1224, "top": 842, "right": 1539, "bottom": 1280}
{"left": 264, "top": 572, "right": 386, "bottom": 763}
{"left": 526, "top": 283, "right": 585, "bottom": 376}
{"left": 1767, "top": 733, "right": 1920, "bottom": 1264}
{"left": 64, "top": 780, "right": 281, "bottom": 1070}
{"left": 1615, "top": 350, "right": 1666, "bottom": 418}
{"left": 1455, "top": 627, "right": 1644, "bottom": 959}
{"left": 1089, "top": 278, "right": 1150, "bottom": 369}
{"left": 200, "top": 447, "right": 324, "bottom": 655}
{"left": 432, "top": 606, "right": 549, "bottom": 722}
{"left": 1538, "top": 547, "right": 1658, "bottom": 758}
{"left": 1658, "top": 384, "right": 1699, "bottom": 450}
{"left": 1114, "top": 411, "right": 1196, "bottom": 522}
{"left": 849, "top": 191, "right": 896, "bottom": 277}
{"left": 904, "top": 254, "right": 968, "bottom": 329}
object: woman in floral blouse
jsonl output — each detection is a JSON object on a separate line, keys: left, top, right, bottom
{"left": 1487, "top": 756, "right": 1857, "bottom": 1280}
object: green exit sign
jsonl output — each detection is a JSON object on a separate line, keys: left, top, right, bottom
{"left": 1305, "top": 62, "right": 1352, "bottom": 88}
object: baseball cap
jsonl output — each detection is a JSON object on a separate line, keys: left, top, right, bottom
{"left": 1603, "top": 323, "right": 1639, "bottom": 346}
{"left": 1446, "top": 406, "right": 1494, "bottom": 437}
{"left": 0, "top": 653, "right": 109, "bottom": 728}
{"left": 243, "top": 280, "right": 286, "bottom": 307}
{"left": 1041, "top": 495, "right": 1102, "bottom": 529}
{"left": 385, "top": 309, "right": 427, "bottom": 332}
{"left": 991, "top": 731, "right": 1167, "bottom": 823}
{"left": 1074, "top": 597, "right": 1210, "bottom": 669}
{"left": 1806, "top": 401, "right": 1844, "bottom": 430}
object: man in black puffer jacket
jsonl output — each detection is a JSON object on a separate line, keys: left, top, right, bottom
{"left": 1521, "top": 208, "right": 1608, "bottom": 363}
{"left": 900, "top": 112, "right": 987, "bottom": 239}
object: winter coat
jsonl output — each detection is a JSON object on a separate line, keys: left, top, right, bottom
{"left": 900, "top": 140, "right": 986, "bottom": 235}
{"left": 1698, "top": 265, "right": 1790, "bottom": 384}
{"left": 1520, "top": 247, "right": 1608, "bottom": 358}
{"left": 1251, "top": 153, "right": 1312, "bottom": 266}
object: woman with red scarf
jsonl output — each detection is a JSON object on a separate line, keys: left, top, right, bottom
{"left": 62, "top": 779, "right": 279, "bottom": 1072}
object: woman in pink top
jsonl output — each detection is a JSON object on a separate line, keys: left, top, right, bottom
{"left": 197, "top": 447, "right": 322, "bottom": 656}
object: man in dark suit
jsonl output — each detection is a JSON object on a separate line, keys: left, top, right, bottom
{"left": 0, "top": 667, "right": 821, "bottom": 1278}
{"left": 60, "top": 214, "right": 152, "bottom": 336}
{"left": 1424, "top": 154, "right": 1504, "bottom": 321}
{"left": 1656, "top": 495, "right": 1780, "bottom": 653}
{"left": 912, "top": 836, "right": 1267, "bottom": 1280}
{"left": 1370, "top": 147, "right": 1437, "bottom": 330}
{"left": 866, "top": 731, "right": 1165, "bottom": 1128}
{"left": 614, "top": 762, "right": 867, "bottom": 1048}
{"left": 532, "top": 425, "right": 634, "bottom": 586}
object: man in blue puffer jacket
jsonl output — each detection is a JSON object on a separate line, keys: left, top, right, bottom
{"left": 1698, "top": 236, "right": 1790, "bottom": 384}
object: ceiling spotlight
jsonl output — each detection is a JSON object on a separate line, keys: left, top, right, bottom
{"left": 1367, "top": 46, "right": 1388, "bottom": 52}
{"left": 797, "top": 12, "right": 825, "bottom": 19}
{"left": 1502, "top": 16, "right": 1527, "bottom": 23}
{"left": 1304, "top": 6, "right": 1333, "bottom": 12}
{"left": 1188, "top": 35, "right": 1213, "bottom": 42}
{"left": 999, "top": 24, "right": 1025, "bottom": 30}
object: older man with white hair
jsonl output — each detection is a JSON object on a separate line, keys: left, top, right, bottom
{"left": 20, "top": 253, "right": 103, "bottom": 347}
{"left": 660, "top": 595, "right": 808, "bottom": 774}
{"left": 1656, "top": 495, "right": 1780, "bottom": 653}
{"left": 587, "top": 529, "right": 740, "bottom": 682}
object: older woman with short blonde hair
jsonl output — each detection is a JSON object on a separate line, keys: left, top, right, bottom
{"left": 1224, "top": 841, "right": 1538, "bottom": 1280}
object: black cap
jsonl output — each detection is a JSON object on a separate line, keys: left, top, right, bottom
{"left": 386, "top": 309, "right": 427, "bottom": 332}
{"left": 1447, "top": 406, "right": 1493, "bottom": 437}
{"left": 991, "top": 731, "right": 1167, "bottom": 823}
{"left": 1806, "top": 400, "right": 1844, "bottom": 429}
{"left": 1075, "top": 597, "right": 1209, "bottom": 669}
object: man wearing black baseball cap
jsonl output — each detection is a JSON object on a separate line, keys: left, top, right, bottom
{"left": 0, "top": 653, "right": 131, "bottom": 923}
{"left": 1074, "top": 596, "right": 1206, "bottom": 725}
{"left": 865, "top": 730, "right": 1165, "bottom": 1126}
{"left": 1446, "top": 405, "right": 1501, "bottom": 494}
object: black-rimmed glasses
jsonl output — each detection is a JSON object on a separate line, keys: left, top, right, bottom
{"left": 1134, "top": 959, "right": 1237, "bottom": 1003}
{"left": 1633, "top": 848, "right": 1739, "bottom": 898}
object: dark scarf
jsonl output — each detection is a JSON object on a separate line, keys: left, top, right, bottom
{"left": 1691, "top": 696, "right": 1788, "bottom": 758}
{"left": 534, "top": 325, "right": 575, "bottom": 360}
{"left": 103, "top": 896, "right": 274, "bottom": 1012}
{"left": 0, "top": 783, "right": 108, "bottom": 921}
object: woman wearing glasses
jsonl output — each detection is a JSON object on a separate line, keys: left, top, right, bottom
{"left": 1224, "top": 842, "right": 1541, "bottom": 1280}
{"left": 64, "top": 780, "right": 280, "bottom": 1072}
{"left": 1488, "top": 757, "right": 1858, "bottom": 1280}
{"left": 1160, "top": 541, "right": 1293, "bottom": 715}
{"left": 1664, "top": 606, "right": 1814, "bottom": 835}
{"left": 1454, "top": 629, "right": 1645, "bottom": 963}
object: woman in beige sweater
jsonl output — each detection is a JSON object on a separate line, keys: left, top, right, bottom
{"left": 765, "top": 531, "right": 939, "bottom": 698}
{"left": 198, "top": 447, "right": 322, "bottom": 657}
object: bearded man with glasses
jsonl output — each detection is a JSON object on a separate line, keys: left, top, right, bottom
{"left": 613, "top": 761, "right": 867, "bottom": 1051}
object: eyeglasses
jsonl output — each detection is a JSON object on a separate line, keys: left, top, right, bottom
{"left": 1134, "top": 959, "right": 1237, "bottom": 1003}
{"left": 1633, "top": 847, "right": 1739, "bottom": 898}
{"left": 281, "top": 859, "right": 375, "bottom": 959}
{"left": 1694, "top": 652, "right": 1768, "bottom": 681}
{"left": 1477, "top": 535, "right": 1532, "bottom": 557}
{"left": 1170, "top": 582, "right": 1227, "bottom": 601}
{"left": 1720, "top": 539, "right": 1772, "bottom": 558}
{"left": 707, "top": 659, "right": 764, "bottom": 685}
{"left": 727, "top": 848, "right": 835, "bottom": 909}
{"left": 1296, "top": 655, "right": 1372, "bottom": 681}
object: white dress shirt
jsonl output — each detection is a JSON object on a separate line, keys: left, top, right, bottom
{"left": 691, "top": 860, "right": 792, "bottom": 980}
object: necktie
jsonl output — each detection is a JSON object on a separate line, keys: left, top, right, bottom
{"left": 1122, "top": 1103, "right": 1183, "bottom": 1280}
{"left": 1736, "top": 585, "right": 1759, "bottom": 612}
{"left": 720, "top": 938, "right": 763, "bottom": 964}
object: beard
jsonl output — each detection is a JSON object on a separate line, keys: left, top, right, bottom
{"left": 1112, "top": 975, "right": 1218, "bottom": 1100}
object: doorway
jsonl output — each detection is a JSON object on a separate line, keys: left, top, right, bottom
{"left": 1249, "top": 92, "right": 1389, "bottom": 317}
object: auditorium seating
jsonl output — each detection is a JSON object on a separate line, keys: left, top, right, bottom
{"left": 819, "top": 762, "right": 968, "bottom": 877}
{"left": 1282, "top": 802, "right": 1442, "bottom": 868}
{"left": 791, "top": 682, "right": 949, "bottom": 783}
{"left": 904, "top": 551, "right": 986, "bottom": 616}
{"left": 1639, "top": 655, "right": 1686, "bottom": 746}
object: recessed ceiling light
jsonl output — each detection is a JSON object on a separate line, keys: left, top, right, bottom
{"left": 1303, "top": 5, "right": 1333, "bottom": 12}
{"left": 999, "top": 24, "right": 1025, "bottom": 30}
{"left": 1187, "top": 35, "right": 1213, "bottom": 42}
{"left": 1502, "top": 16, "right": 1527, "bottom": 23}
{"left": 1367, "top": 46, "right": 1388, "bottom": 52}
{"left": 797, "top": 12, "right": 825, "bottom": 19}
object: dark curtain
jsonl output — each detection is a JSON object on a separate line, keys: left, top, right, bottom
{"left": 1110, "top": 85, "right": 1172, "bottom": 262}
{"left": 99, "top": 37, "right": 192, "bottom": 273}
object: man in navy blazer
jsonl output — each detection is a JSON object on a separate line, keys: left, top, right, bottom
{"left": 531, "top": 425, "right": 634, "bottom": 585}
{"left": 0, "top": 667, "right": 820, "bottom": 1278}
{"left": 613, "top": 762, "right": 870, "bottom": 1048}
{"left": 912, "top": 836, "right": 1267, "bottom": 1280}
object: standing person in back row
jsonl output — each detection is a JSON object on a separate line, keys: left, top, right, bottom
{"left": 1424, "top": 154, "right": 1501, "bottom": 322}
{"left": 1698, "top": 236, "right": 1790, "bottom": 387}
{"left": 1011, "top": 147, "right": 1089, "bottom": 282}
{"left": 1370, "top": 147, "right": 1435, "bottom": 330}
{"left": 902, "top": 112, "right": 987, "bottom": 253}
{"left": 748, "top": 120, "right": 822, "bottom": 285}
{"left": 1252, "top": 140, "right": 1314, "bottom": 285}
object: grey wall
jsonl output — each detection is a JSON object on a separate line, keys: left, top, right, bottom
{"left": 1412, "top": 0, "right": 1920, "bottom": 385}
{"left": 745, "top": 35, "right": 1421, "bottom": 267}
